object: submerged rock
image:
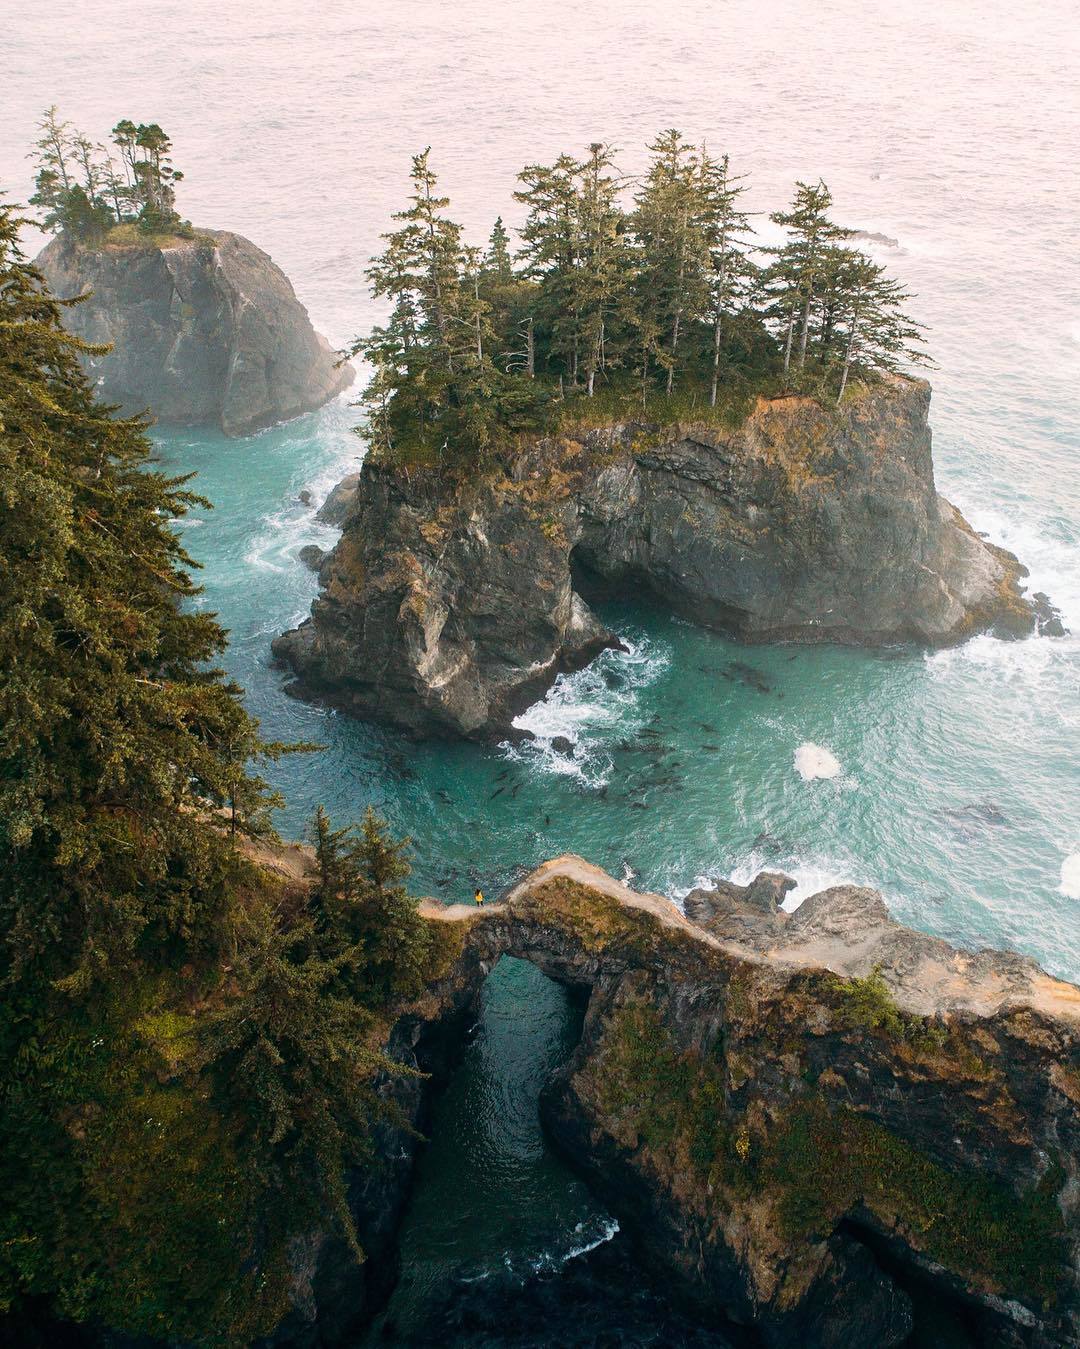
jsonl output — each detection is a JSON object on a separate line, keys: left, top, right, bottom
{"left": 274, "top": 377, "right": 1036, "bottom": 739}
{"left": 35, "top": 229, "right": 353, "bottom": 437}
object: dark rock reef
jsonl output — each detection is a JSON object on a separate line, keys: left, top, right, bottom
{"left": 35, "top": 230, "right": 353, "bottom": 437}
{"left": 274, "top": 377, "right": 1035, "bottom": 739}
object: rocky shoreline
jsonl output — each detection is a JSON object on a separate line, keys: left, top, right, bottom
{"left": 274, "top": 376, "right": 1036, "bottom": 740}
{"left": 13, "top": 845, "right": 1078, "bottom": 1349}
{"left": 36, "top": 229, "right": 353, "bottom": 436}
{"left": 273, "top": 851, "right": 1080, "bottom": 1348}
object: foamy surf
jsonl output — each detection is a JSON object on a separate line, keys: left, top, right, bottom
{"left": 507, "top": 634, "right": 670, "bottom": 787}
{"left": 1061, "top": 854, "right": 1080, "bottom": 900}
{"left": 794, "top": 742, "right": 842, "bottom": 781}
{"left": 676, "top": 852, "right": 875, "bottom": 914}
{"left": 526, "top": 1218, "right": 621, "bottom": 1275}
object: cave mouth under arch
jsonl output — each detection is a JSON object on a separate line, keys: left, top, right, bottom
{"left": 366, "top": 934, "right": 998, "bottom": 1349}
{"left": 365, "top": 956, "right": 604, "bottom": 1343}
{"left": 568, "top": 541, "right": 753, "bottom": 642}
{"left": 365, "top": 955, "right": 762, "bottom": 1348}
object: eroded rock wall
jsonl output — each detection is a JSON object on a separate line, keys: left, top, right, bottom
{"left": 402, "top": 858, "right": 1080, "bottom": 1349}
{"left": 274, "top": 378, "right": 1034, "bottom": 739}
{"left": 36, "top": 230, "right": 353, "bottom": 436}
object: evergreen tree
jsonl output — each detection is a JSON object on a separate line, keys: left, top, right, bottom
{"left": 27, "top": 106, "right": 74, "bottom": 234}
{"left": 826, "top": 249, "right": 929, "bottom": 402}
{"left": 132, "top": 122, "right": 184, "bottom": 232}
{"left": 575, "top": 142, "right": 629, "bottom": 396}
{"left": 767, "top": 180, "right": 853, "bottom": 376}
{"left": 0, "top": 205, "right": 443, "bottom": 1342}
{"left": 481, "top": 216, "right": 538, "bottom": 379}
{"left": 310, "top": 806, "right": 432, "bottom": 1004}
{"left": 0, "top": 202, "right": 273, "bottom": 995}
{"left": 355, "top": 150, "right": 542, "bottom": 466}
{"left": 631, "top": 129, "right": 710, "bottom": 396}
{"left": 515, "top": 152, "right": 585, "bottom": 386}
{"left": 698, "top": 150, "right": 757, "bottom": 405}
{"left": 483, "top": 215, "right": 514, "bottom": 282}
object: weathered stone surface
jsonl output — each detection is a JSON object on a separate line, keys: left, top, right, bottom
{"left": 315, "top": 473, "right": 362, "bottom": 525}
{"left": 273, "top": 463, "right": 619, "bottom": 740}
{"left": 297, "top": 544, "right": 326, "bottom": 572}
{"left": 274, "top": 377, "right": 1036, "bottom": 739}
{"left": 35, "top": 230, "right": 353, "bottom": 437}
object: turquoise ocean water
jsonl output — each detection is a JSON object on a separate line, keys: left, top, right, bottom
{"left": 3, "top": 0, "right": 1078, "bottom": 1334}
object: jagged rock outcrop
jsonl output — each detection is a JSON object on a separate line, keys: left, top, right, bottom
{"left": 393, "top": 857, "right": 1080, "bottom": 1349}
{"left": 273, "top": 377, "right": 1035, "bottom": 739}
{"left": 35, "top": 230, "right": 353, "bottom": 436}
{"left": 315, "top": 473, "right": 362, "bottom": 525}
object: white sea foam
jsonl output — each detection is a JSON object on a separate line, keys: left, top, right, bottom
{"left": 525, "top": 1218, "right": 621, "bottom": 1275}
{"left": 243, "top": 475, "right": 359, "bottom": 576}
{"left": 954, "top": 502, "right": 1080, "bottom": 635}
{"left": 1061, "top": 854, "right": 1080, "bottom": 900}
{"left": 507, "top": 635, "right": 670, "bottom": 787}
{"left": 678, "top": 853, "right": 873, "bottom": 914}
{"left": 794, "top": 742, "right": 842, "bottom": 781}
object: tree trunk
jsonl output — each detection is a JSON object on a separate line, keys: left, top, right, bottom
{"left": 710, "top": 308, "right": 722, "bottom": 407}
{"left": 667, "top": 314, "right": 680, "bottom": 396}
{"left": 526, "top": 316, "right": 535, "bottom": 378}
{"left": 797, "top": 292, "right": 812, "bottom": 369}
{"left": 837, "top": 318, "right": 857, "bottom": 405}
{"left": 782, "top": 306, "right": 796, "bottom": 375}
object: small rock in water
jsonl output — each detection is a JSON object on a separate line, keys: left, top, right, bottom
{"left": 1061, "top": 854, "right": 1080, "bottom": 900}
{"left": 297, "top": 543, "right": 326, "bottom": 571}
{"left": 1032, "top": 591, "right": 1068, "bottom": 638}
{"left": 550, "top": 735, "right": 575, "bottom": 756}
{"left": 794, "top": 743, "right": 842, "bottom": 781}
{"left": 298, "top": 488, "right": 313, "bottom": 506}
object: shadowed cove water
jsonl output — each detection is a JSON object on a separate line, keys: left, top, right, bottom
{"left": 3, "top": 0, "right": 1078, "bottom": 1336}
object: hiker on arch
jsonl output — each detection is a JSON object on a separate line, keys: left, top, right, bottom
{"left": 474, "top": 887, "right": 484, "bottom": 907}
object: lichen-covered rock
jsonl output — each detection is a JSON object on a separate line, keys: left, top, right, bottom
{"left": 273, "top": 463, "right": 619, "bottom": 739}
{"left": 35, "top": 229, "right": 353, "bottom": 437}
{"left": 274, "top": 377, "right": 1035, "bottom": 739}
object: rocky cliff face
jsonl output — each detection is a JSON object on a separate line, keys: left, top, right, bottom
{"left": 383, "top": 857, "right": 1080, "bottom": 1349}
{"left": 273, "top": 377, "right": 1034, "bottom": 739}
{"left": 35, "top": 230, "right": 353, "bottom": 437}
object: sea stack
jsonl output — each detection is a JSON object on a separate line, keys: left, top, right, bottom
{"left": 35, "top": 229, "right": 353, "bottom": 436}
{"left": 273, "top": 376, "right": 1035, "bottom": 740}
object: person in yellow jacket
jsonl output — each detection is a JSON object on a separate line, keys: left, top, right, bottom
{"left": 474, "top": 888, "right": 484, "bottom": 907}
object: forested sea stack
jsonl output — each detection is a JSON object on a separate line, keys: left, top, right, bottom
{"left": 29, "top": 109, "right": 352, "bottom": 435}
{"left": 274, "top": 137, "right": 1035, "bottom": 740}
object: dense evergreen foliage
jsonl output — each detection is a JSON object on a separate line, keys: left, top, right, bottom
{"left": 30, "top": 106, "right": 190, "bottom": 241}
{"left": 0, "top": 202, "right": 433, "bottom": 1344}
{"left": 352, "top": 133, "right": 928, "bottom": 469}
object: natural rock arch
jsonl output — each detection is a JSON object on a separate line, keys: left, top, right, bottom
{"left": 395, "top": 857, "right": 1080, "bottom": 1349}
